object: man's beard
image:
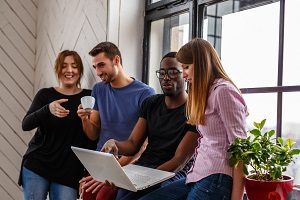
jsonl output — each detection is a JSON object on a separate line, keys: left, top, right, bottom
{"left": 163, "top": 91, "right": 175, "bottom": 96}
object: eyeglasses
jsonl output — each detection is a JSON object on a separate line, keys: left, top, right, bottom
{"left": 155, "top": 69, "right": 182, "bottom": 79}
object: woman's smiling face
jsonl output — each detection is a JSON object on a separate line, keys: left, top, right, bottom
{"left": 59, "top": 55, "right": 80, "bottom": 87}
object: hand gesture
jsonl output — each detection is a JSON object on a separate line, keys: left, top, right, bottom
{"left": 101, "top": 139, "right": 119, "bottom": 156}
{"left": 49, "top": 99, "right": 69, "bottom": 118}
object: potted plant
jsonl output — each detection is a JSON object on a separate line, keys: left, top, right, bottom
{"left": 228, "top": 119, "right": 300, "bottom": 200}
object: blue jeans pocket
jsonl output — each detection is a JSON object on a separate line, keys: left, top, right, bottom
{"left": 188, "top": 174, "right": 232, "bottom": 200}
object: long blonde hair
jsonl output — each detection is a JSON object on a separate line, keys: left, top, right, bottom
{"left": 176, "top": 38, "right": 238, "bottom": 125}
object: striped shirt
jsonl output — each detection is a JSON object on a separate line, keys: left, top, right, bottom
{"left": 186, "top": 78, "right": 247, "bottom": 184}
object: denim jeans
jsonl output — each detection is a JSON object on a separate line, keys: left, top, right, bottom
{"left": 139, "top": 173, "right": 233, "bottom": 200}
{"left": 22, "top": 167, "right": 77, "bottom": 200}
{"left": 116, "top": 170, "right": 186, "bottom": 200}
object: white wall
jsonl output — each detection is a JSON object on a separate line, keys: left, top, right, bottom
{"left": 36, "top": 0, "right": 145, "bottom": 90}
{"left": 0, "top": 0, "right": 37, "bottom": 198}
{"left": 119, "top": 0, "right": 145, "bottom": 79}
{"left": 35, "top": 0, "right": 107, "bottom": 91}
{"left": 0, "top": 0, "right": 145, "bottom": 198}
{"left": 107, "top": 0, "right": 145, "bottom": 80}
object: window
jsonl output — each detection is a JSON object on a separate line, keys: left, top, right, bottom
{"left": 148, "top": 13, "right": 189, "bottom": 93}
{"left": 144, "top": 0, "right": 300, "bottom": 184}
{"left": 204, "top": 2, "right": 279, "bottom": 88}
{"left": 202, "top": 0, "right": 300, "bottom": 184}
{"left": 202, "top": 1, "right": 281, "bottom": 127}
{"left": 143, "top": 0, "right": 193, "bottom": 93}
{"left": 282, "top": 0, "right": 300, "bottom": 183}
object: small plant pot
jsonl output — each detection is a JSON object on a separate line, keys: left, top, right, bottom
{"left": 245, "top": 175, "right": 294, "bottom": 200}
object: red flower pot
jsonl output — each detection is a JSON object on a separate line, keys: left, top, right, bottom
{"left": 245, "top": 175, "right": 294, "bottom": 200}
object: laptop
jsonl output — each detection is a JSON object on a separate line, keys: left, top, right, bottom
{"left": 71, "top": 146, "right": 175, "bottom": 192}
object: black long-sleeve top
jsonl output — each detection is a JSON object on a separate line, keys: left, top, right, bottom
{"left": 19, "top": 87, "right": 97, "bottom": 190}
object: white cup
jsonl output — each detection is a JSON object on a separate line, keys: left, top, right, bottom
{"left": 81, "top": 96, "right": 95, "bottom": 112}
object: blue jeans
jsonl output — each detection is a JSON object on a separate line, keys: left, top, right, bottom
{"left": 139, "top": 173, "right": 233, "bottom": 200}
{"left": 116, "top": 170, "right": 186, "bottom": 200}
{"left": 22, "top": 167, "right": 77, "bottom": 200}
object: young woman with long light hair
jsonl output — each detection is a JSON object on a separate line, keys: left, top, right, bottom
{"left": 139, "top": 38, "right": 247, "bottom": 200}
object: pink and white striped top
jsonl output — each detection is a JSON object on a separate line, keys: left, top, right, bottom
{"left": 186, "top": 78, "right": 248, "bottom": 184}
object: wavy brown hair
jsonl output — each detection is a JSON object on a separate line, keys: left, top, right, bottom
{"left": 176, "top": 38, "right": 238, "bottom": 125}
{"left": 54, "top": 50, "right": 84, "bottom": 87}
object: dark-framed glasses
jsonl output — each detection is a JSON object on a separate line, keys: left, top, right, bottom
{"left": 155, "top": 69, "right": 182, "bottom": 79}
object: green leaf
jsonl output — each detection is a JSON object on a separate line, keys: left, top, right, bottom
{"left": 277, "top": 137, "right": 283, "bottom": 145}
{"left": 252, "top": 142, "right": 262, "bottom": 151}
{"left": 286, "top": 138, "right": 296, "bottom": 148}
{"left": 289, "top": 149, "right": 300, "bottom": 156}
{"left": 242, "top": 151, "right": 255, "bottom": 157}
{"left": 253, "top": 122, "right": 260, "bottom": 129}
{"left": 250, "top": 129, "right": 261, "bottom": 137}
{"left": 260, "top": 119, "right": 266, "bottom": 129}
{"left": 268, "top": 130, "right": 275, "bottom": 138}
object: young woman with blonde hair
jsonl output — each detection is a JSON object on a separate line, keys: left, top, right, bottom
{"left": 139, "top": 38, "right": 247, "bottom": 200}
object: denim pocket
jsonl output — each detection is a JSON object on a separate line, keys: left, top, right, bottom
{"left": 212, "top": 174, "right": 233, "bottom": 195}
{"left": 191, "top": 174, "right": 232, "bottom": 200}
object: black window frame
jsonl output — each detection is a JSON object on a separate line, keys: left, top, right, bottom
{"left": 143, "top": 0, "right": 195, "bottom": 83}
{"left": 144, "top": 0, "right": 300, "bottom": 137}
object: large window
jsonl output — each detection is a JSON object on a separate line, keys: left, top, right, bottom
{"left": 144, "top": 0, "right": 193, "bottom": 93}
{"left": 148, "top": 13, "right": 189, "bottom": 93}
{"left": 203, "top": 1, "right": 280, "bottom": 126}
{"left": 202, "top": 0, "right": 300, "bottom": 184}
{"left": 282, "top": 0, "right": 300, "bottom": 182}
{"left": 144, "top": 0, "right": 300, "bottom": 184}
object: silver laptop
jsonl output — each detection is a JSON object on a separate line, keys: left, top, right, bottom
{"left": 71, "top": 146, "right": 175, "bottom": 192}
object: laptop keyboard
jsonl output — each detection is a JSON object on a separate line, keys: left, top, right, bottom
{"left": 129, "top": 173, "right": 152, "bottom": 185}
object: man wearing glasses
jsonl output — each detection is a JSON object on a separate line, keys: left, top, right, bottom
{"left": 101, "top": 52, "right": 199, "bottom": 200}
{"left": 156, "top": 68, "right": 183, "bottom": 80}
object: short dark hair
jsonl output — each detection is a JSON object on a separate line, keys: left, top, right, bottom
{"left": 89, "top": 42, "right": 122, "bottom": 64}
{"left": 162, "top": 51, "right": 177, "bottom": 60}
{"left": 160, "top": 52, "right": 177, "bottom": 65}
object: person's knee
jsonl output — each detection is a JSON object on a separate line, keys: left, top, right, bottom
{"left": 82, "top": 189, "right": 97, "bottom": 200}
{"left": 96, "top": 185, "right": 118, "bottom": 200}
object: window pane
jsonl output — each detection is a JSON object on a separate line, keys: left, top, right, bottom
{"left": 243, "top": 93, "right": 277, "bottom": 130}
{"left": 282, "top": 93, "right": 300, "bottom": 185}
{"left": 283, "top": 0, "right": 300, "bottom": 85}
{"left": 203, "top": 1, "right": 279, "bottom": 88}
{"left": 148, "top": 12, "right": 189, "bottom": 93}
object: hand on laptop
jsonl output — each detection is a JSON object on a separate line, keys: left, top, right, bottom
{"left": 101, "top": 139, "right": 119, "bottom": 157}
